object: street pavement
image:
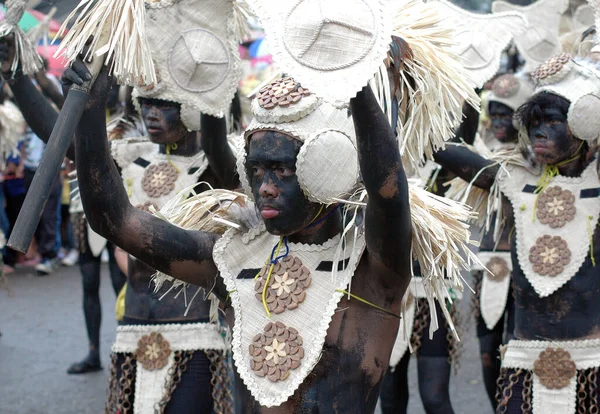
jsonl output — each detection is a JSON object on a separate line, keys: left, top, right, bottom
{"left": 0, "top": 264, "right": 491, "bottom": 413}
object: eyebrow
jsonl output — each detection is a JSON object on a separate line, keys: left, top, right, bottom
{"left": 246, "top": 155, "right": 297, "bottom": 165}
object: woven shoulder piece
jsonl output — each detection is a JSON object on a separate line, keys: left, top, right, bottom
{"left": 0, "top": 0, "right": 43, "bottom": 76}
{"left": 134, "top": 0, "right": 242, "bottom": 127}
{"left": 246, "top": 0, "right": 391, "bottom": 105}
{"left": 430, "top": 0, "right": 527, "bottom": 88}
{"left": 492, "top": 0, "right": 569, "bottom": 73}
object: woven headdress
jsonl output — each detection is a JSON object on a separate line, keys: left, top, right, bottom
{"left": 430, "top": 0, "right": 527, "bottom": 88}
{"left": 245, "top": 0, "right": 479, "bottom": 172}
{"left": 492, "top": 0, "right": 569, "bottom": 73}
{"left": 529, "top": 53, "right": 600, "bottom": 142}
{"left": 238, "top": 77, "right": 358, "bottom": 204}
{"left": 487, "top": 73, "right": 535, "bottom": 114}
{"left": 132, "top": 0, "right": 244, "bottom": 131}
{"left": 0, "top": 0, "right": 43, "bottom": 76}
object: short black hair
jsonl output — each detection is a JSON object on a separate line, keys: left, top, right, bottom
{"left": 515, "top": 91, "right": 570, "bottom": 130}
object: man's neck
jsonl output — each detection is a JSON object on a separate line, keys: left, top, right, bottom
{"left": 557, "top": 152, "right": 587, "bottom": 178}
{"left": 287, "top": 208, "right": 344, "bottom": 246}
{"left": 159, "top": 131, "right": 201, "bottom": 157}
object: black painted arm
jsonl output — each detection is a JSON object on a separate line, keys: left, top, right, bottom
{"left": 350, "top": 85, "right": 412, "bottom": 287}
{"left": 453, "top": 100, "right": 480, "bottom": 145}
{"left": 200, "top": 113, "right": 239, "bottom": 190}
{"left": 74, "top": 70, "right": 225, "bottom": 299}
{"left": 433, "top": 145, "right": 498, "bottom": 191}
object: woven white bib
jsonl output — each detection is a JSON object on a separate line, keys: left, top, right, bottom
{"left": 473, "top": 251, "right": 512, "bottom": 330}
{"left": 112, "top": 137, "right": 208, "bottom": 210}
{"left": 214, "top": 222, "right": 366, "bottom": 407}
{"left": 498, "top": 162, "right": 600, "bottom": 297}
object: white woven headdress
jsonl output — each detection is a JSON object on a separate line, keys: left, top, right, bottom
{"left": 430, "top": 0, "right": 527, "bottom": 88}
{"left": 487, "top": 73, "right": 535, "bottom": 114}
{"left": 133, "top": 0, "right": 243, "bottom": 131}
{"left": 573, "top": 4, "right": 594, "bottom": 30}
{"left": 245, "top": 0, "right": 391, "bottom": 106}
{"left": 530, "top": 53, "right": 600, "bottom": 142}
{"left": 492, "top": 0, "right": 569, "bottom": 73}
{"left": 0, "top": 0, "right": 43, "bottom": 76}
{"left": 237, "top": 77, "right": 359, "bottom": 204}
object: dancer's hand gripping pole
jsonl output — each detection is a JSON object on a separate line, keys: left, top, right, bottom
{"left": 7, "top": 42, "right": 106, "bottom": 253}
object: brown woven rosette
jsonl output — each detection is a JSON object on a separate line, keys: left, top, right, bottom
{"left": 249, "top": 322, "right": 304, "bottom": 383}
{"left": 141, "top": 162, "right": 179, "bottom": 198}
{"left": 486, "top": 256, "right": 510, "bottom": 281}
{"left": 135, "top": 332, "right": 171, "bottom": 371}
{"left": 533, "top": 347, "right": 576, "bottom": 389}
{"left": 254, "top": 255, "right": 312, "bottom": 314}
{"left": 257, "top": 77, "right": 312, "bottom": 110}
{"left": 536, "top": 186, "right": 576, "bottom": 228}
{"left": 529, "top": 235, "right": 571, "bottom": 277}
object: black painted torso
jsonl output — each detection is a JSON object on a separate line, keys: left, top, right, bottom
{"left": 511, "top": 222, "right": 600, "bottom": 340}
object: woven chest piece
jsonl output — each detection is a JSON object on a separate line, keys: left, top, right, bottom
{"left": 498, "top": 163, "right": 600, "bottom": 297}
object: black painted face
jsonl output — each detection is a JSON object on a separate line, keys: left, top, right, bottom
{"left": 245, "top": 131, "right": 322, "bottom": 236}
{"left": 140, "top": 98, "right": 188, "bottom": 145}
{"left": 528, "top": 107, "right": 580, "bottom": 165}
{"left": 489, "top": 101, "right": 518, "bottom": 143}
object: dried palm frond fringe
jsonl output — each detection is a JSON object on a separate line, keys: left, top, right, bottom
{"left": 26, "top": 6, "right": 57, "bottom": 48}
{"left": 0, "top": 0, "right": 43, "bottom": 75}
{"left": 232, "top": 0, "right": 255, "bottom": 43}
{"left": 370, "top": 0, "right": 480, "bottom": 174}
{"left": 54, "top": 0, "right": 156, "bottom": 87}
{"left": 443, "top": 141, "right": 528, "bottom": 245}
{"left": 152, "top": 182, "right": 481, "bottom": 340}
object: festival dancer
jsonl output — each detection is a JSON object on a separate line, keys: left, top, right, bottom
{"left": 435, "top": 51, "right": 600, "bottom": 413}
{"left": 65, "top": 1, "right": 241, "bottom": 411}
{"left": 64, "top": 0, "right": 484, "bottom": 409}
{"left": 443, "top": 73, "right": 535, "bottom": 411}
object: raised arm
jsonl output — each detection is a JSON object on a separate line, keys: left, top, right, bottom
{"left": 350, "top": 85, "right": 412, "bottom": 287}
{"left": 0, "top": 40, "right": 76, "bottom": 160}
{"left": 200, "top": 113, "right": 238, "bottom": 190}
{"left": 68, "top": 64, "right": 225, "bottom": 299}
{"left": 433, "top": 145, "right": 498, "bottom": 191}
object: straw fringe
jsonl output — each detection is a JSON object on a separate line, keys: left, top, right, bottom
{"left": 54, "top": 0, "right": 156, "bottom": 87}
{"left": 232, "top": 0, "right": 254, "bottom": 43}
{"left": 26, "top": 6, "right": 57, "bottom": 49}
{"left": 151, "top": 182, "right": 480, "bottom": 339}
{"left": 0, "top": 0, "right": 43, "bottom": 75}
{"left": 443, "top": 142, "right": 528, "bottom": 244}
{"left": 150, "top": 185, "right": 251, "bottom": 322}
{"left": 0, "top": 100, "right": 25, "bottom": 159}
{"left": 372, "top": 0, "right": 480, "bottom": 174}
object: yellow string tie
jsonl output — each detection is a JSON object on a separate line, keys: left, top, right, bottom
{"left": 336, "top": 289, "right": 401, "bottom": 319}
{"left": 166, "top": 143, "right": 181, "bottom": 173}
{"left": 508, "top": 225, "right": 516, "bottom": 244}
{"left": 259, "top": 237, "right": 284, "bottom": 318}
{"left": 126, "top": 178, "right": 133, "bottom": 197}
{"left": 588, "top": 215, "right": 596, "bottom": 267}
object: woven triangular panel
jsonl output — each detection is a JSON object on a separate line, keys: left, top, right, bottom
{"left": 431, "top": 0, "right": 527, "bottom": 88}
{"left": 135, "top": 0, "right": 242, "bottom": 128}
{"left": 247, "top": 0, "right": 391, "bottom": 105}
{"left": 492, "top": 0, "right": 569, "bottom": 73}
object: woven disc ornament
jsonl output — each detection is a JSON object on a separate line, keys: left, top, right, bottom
{"left": 251, "top": 0, "right": 391, "bottom": 104}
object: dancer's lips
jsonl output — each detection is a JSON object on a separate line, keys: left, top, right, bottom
{"left": 260, "top": 207, "right": 280, "bottom": 219}
{"left": 146, "top": 126, "right": 162, "bottom": 134}
{"left": 533, "top": 143, "right": 549, "bottom": 154}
